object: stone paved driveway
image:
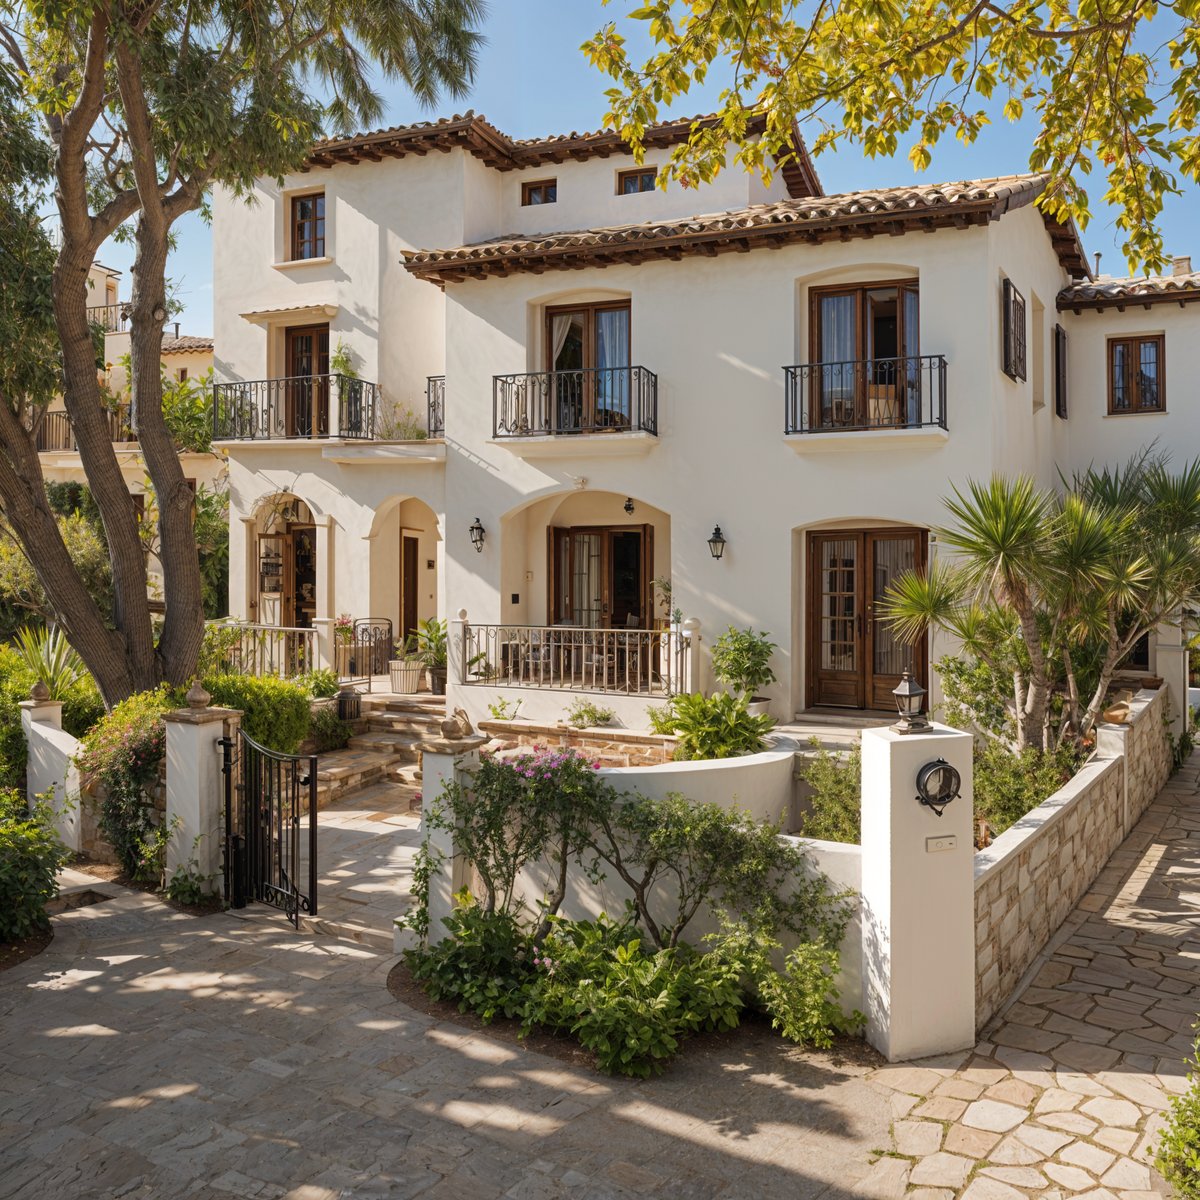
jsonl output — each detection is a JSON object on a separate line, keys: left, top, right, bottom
{"left": 858, "top": 755, "right": 1200, "bottom": 1198}
{"left": 0, "top": 885, "right": 892, "bottom": 1199}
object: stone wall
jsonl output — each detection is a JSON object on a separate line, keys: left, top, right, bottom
{"left": 78, "top": 761, "right": 167, "bottom": 865}
{"left": 477, "top": 719, "right": 676, "bottom": 767}
{"left": 972, "top": 687, "right": 1170, "bottom": 1031}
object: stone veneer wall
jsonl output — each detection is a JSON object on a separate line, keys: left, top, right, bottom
{"left": 973, "top": 687, "right": 1170, "bottom": 1030}
{"left": 477, "top": 719, "right": 676, "bottom": 767}
{"left": 78, "top": 761, "right": 168, "bottom": 865}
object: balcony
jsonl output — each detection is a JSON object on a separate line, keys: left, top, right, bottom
{"left": 31, "top": 408, "right": 136, "bottom": 452}
{"left": 427, "top": 375, "right": 445, "bottom": 437}
{"left": 783, "top": 355, "right": 948, "bottom": 450}
{"left": 85, "top": 303, "right": 181, "bottom": 340}
{"left": 492, "top": 366, "right": 658, "bottom": 457}
{"left": 212, "top": 374, "right": 380, "bottom": 442}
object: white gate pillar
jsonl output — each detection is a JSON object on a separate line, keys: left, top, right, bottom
{"left": 861, "top": 723, "right": 975, "bottom": 1062}
{"left": 1154, "top": 614, "right": 1190, "bottom": 739}
{"left": 164, "top": 683, "right": 240, "bottom": 894}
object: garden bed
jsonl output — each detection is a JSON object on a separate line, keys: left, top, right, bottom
{"left": 0, "top": 928, "right": 52, "bottom": 973}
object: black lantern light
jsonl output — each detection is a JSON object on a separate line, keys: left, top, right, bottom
{"left": 916, "top": 758, "right": 961, "bottom": 817}
{"left": 707, "top": 525, "right": 726, "bottom": 560}
{"left": 623, "top": 497, "right": 635, "bottom": 516}
{"left": 892, "top": 666, "right": 931, "bottom": 734}
{"left": 468, "top": 516, "right": 486, "bottom": 553}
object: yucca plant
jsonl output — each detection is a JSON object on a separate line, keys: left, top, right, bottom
{"left": 15, "top": 625, "right": 87, "bottom": 699}
{"left": 881, "top": 456, "right": 1200, "bottom": 753}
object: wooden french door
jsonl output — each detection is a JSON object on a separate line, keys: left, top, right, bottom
{"left": 545, "top": 302, "right": 632, "bottom": 432}
{"left": 284, "top": 324, "right": 330, "bottom": 437}
{"left": 400, "top": 535, "right": 419, "bottom": 648}
{"left": 256, "top": 524, "right": 316, "bottom": 628}
{"left": 549, "top": 525, "right": 653, "bottom": 628}
{"left": 807, "top": 528, "right": 927, "bottom": 709}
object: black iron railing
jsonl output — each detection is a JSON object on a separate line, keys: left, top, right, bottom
{"left": 493, "top": 366, "right": 658, "bottom": 438}
{"left": 212, "top": 374, "right": 379, "bottom": 441}
{"left": 427, "top": 375, "right": 445, "bottom": 437}
{"left": 784, "top": 355, "right": 947, "bottom": 434}
{"left": 30, "top": 407, "right": 136, "bottom": 451}
{"left": 86, "top": 303, "right": 130, "bottom": 333}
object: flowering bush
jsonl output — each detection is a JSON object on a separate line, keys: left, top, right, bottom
{"left": 334, "top": 613, "right": 354, "bottom": 644}
{"left": 76, "top": 688, "right": 174, "bottom": 878}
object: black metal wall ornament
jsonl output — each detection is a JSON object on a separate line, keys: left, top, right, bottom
{"left": 916, "top": 758, "right": 961, "bottom": 817}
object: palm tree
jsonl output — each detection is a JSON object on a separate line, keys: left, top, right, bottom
{"left": 881, "top": 459, "right": 1200, "bottom": 753}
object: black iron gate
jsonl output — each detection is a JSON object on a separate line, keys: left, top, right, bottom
{"left": 220, "top": 730, "right": 318, "bottom": 928}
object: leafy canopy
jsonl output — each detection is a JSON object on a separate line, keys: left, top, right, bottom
{"left": 584, "top": 0, "right": 1200, "bottom": 271}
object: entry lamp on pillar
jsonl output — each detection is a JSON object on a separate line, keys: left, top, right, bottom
{"left": 468, "top": 516, "right": 485, "bottom": 553}
{"left": 892, "top": 666, "right": 931, "bottom": 734}
{"left": 707, "top": 525, "right": 726, "bottom": 560}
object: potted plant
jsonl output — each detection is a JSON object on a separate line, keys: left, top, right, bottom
{"left": 389, "top": 634, "right": 422, "bottom": 694}
{"left": 415, "top": 617, "right": 448, "bottom": 695}
{"left": 711, "top": 625, "right": 778, "bottom": 717}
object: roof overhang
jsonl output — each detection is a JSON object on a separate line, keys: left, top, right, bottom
{"left": 239, "top": 303, "right": 338, "bottom": 326}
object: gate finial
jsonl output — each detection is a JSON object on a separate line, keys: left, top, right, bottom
{"left": 186, "top": 679, "right": 211, "bottom": 709}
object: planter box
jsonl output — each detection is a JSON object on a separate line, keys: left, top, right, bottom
{"left": 389, "top": 659, "right": 422, "bottom": 694}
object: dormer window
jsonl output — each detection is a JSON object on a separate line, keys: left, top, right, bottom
{"left": 521, "top": 179, "right": 557, "bottom": 206}
{"left": 617, "top": 167, "right": 657, "bottom": 195}
{"left": 290, "top": 192, "right": 325, "bottom": 260}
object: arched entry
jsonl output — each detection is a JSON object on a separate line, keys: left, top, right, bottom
{"left": 367, "top": 497, "right": 441, "bottom": 647}
{"left": 251, "top": 494, "right": 316, "bottom": 628}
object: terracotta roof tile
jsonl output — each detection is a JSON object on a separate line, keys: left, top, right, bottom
{"left": 161, "top": 335, "right": 213, "bottom": 354}
{"left": 1058, "top": 270, "right": 1200, "bottom": 311}
{"left": 403, "top": 174, "right": 1083, "bottom": 282}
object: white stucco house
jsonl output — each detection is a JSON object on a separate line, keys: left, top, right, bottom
{"left": 210, "top": 111, "right": 1199, "bottom": 726}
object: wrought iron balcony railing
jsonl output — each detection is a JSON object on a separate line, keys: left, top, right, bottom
{"left": 85, "top": 304, "right": 181, "bottom": 341}
{"left": 211, "top": 374, "right": 379, "bottom": 441}
{"left": 30, "top": 407, "right": 136, "bottom": 451}
{"left": 427, "top": 375, "right": 445, "bottom": 437}
{"left": 783, "top": 355, "right": 947, "bottom": 435}
{"left": 493, "top": 365, "right": 658, "bottom": 439}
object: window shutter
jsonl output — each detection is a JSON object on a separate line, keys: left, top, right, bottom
{"left": 1002, "top": 279, "right": 1027, "bottom": 381}
{"left": 1053, "top": 324, "right": 1068, "bottom": 418}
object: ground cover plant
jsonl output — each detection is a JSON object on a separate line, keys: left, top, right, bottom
{"left": 403, "top": 746, "right": 858, "bottom": 1077}
{"left": 651, "top": 691, "right": 775, "bottom": 760}
{"left": 0, "top": 787, "right": 69, "bottom": 941}
{"left": 1158, "top": 1037, "right": 1200, "bottom": 1198}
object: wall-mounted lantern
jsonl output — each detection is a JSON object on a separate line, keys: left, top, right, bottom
{"left": 915, "top": 758, "right": 961, "bottom": 817}
{"left": 623, "top": 497, "right": 635, "bottom": 516}
{"left": 468, "top": 516, "right": 486, "bottom": 553}
{"left": 707, "top": 525, "right": 726, "bottom": 560}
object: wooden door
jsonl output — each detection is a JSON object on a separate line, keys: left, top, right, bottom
{"left": 284, "top": 324, "right": 329, "bottom": 437}
{"left": 549, "top": 525, "right": 649, "bottom": 628}
{"left": 807, "top": 529, "right": 926, "bottom": 708}
{"left": 400, "top": 535, "right": 419, "bottom": 648}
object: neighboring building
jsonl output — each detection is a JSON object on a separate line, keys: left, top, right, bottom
{"left": 211, "top": 111, "right": 1197, "bottom": 725}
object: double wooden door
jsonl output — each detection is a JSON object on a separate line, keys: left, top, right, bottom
{"left": 284, "top": 324, "right": 329, "bottom": 437}
{"left": 550, "top": 525, "right": 653, "bottom": 629}
{"left": 807, "top": 529, "right": 926, "bottom": 709}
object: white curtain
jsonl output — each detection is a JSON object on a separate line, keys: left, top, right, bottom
{"left": 819, "top": 294, "right": 857, "bottom": 419}
{"left": 596, "top": 309, "right": 631, "bottom": 425}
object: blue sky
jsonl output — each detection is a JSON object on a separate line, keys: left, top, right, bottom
{"left": 100, "top": 1, "right": 1199, "bottom": 334}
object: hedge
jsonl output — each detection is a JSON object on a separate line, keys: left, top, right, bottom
{"left": 204, "top": 674, "right": 311, "bottom": 753}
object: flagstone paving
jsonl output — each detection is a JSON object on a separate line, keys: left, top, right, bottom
{"left": 858, "top": 752, "right": 1200, "bottom": 1198}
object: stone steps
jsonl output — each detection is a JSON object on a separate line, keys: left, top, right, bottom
{"left": 314, "top": 748, "right": 405, "bottom": 809}
{"left": 299, "top": 912, "right": 394, "bottom": 951}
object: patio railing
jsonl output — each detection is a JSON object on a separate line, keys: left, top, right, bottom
{"left": 208, "top": 623, "right": 317, "bottom": 677}
{"left": 459, "top": 623, "right": 686, "bottom": 696}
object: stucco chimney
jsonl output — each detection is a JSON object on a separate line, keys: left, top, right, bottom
{"left": 1173, "top": 255, "right": 1192, "bottom": 276}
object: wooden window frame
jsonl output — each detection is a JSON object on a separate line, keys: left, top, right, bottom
{"left": 1002, "top": 278, "right": 1027, "bottom": 381}
{"left": 521, "top": 178, "right": 557, "bottom": 206}
{"left": 1107, "top": 334, "right": 1165, "bottom": 415}
{"left": 289, "top": 191, "right": 325, "bottom": 261}
{"left": 617, "top": 167, "right": 657, "bottom": 195}
{"left": 544, "top": 300, "right": 631, "bottom": 372}
{"left": 1053, "top": 324, "right": 1068, "bottom": 419}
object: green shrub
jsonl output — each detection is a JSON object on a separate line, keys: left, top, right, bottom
{"left": 797, "top": 741, "right": 862, "bottom": 844}
{"left": 974, "top": 742, "right": 1079, "bottom": 838}
{"left": 523, "top": 915, "right": 744, "bottom": 1077}
{"left": 76, "top": 688, "right": 174, "bottom": 879}
{"left": 645, "top": 702, "right": 675, "bottom": 735}
{"left": 0, "top": 788, "right": 69, "bottom": 940}
{"left": 407, "top": 899, "right": 532, "bottom": 1023}
{"left": 296, "top": 668, "right": 339, "bottom": 699}
{"left": 487, "top": 696, "right": 522, "bottom": 720}
{"left": 309, "top": 705, "right": 352, "bottom": 753}
{"left": 565, "top": 697, "right": 614, "bottom": 728}
{"left": 710, "top": 626, "right": 777, "bottom": 698}
{"left": 1159, "top": 1041, "right": 1200, "bottom": 1198}
{"left": 665, "top": 691, "right": 775, "bottom": 760}
{"left": 203, "top": 674, "right": 310, "bottom": 753}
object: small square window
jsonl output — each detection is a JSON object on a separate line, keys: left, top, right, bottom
{"left": 1001, "top": 278, "right": 1026, "bottom": 381}
{"left": 177, "top": 367, "right": 188, "bottom": 382}
{"left": 1108, "top": 335, "right": 1165, "bottom": 414}
{"left": 521, "top": 179, "right": 557, "bottom": 206}
{"left": 617, "top": 167, "right": 657, "bottom": 195}
{"left": 290, "top": 192, "right": 325, "bottom": 260}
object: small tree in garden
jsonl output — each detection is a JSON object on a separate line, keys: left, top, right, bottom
{"left": 711, "top": 626, "right": 777, "bottom": 699}
{"left": 882, "top": 459, "right": 1200, "bottom": 753}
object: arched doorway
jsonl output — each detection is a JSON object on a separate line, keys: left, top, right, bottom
{"left": 252, "top": 494, "right": 316, "bottom": 628}
{"left": 367, "top": 497, "right": 441, "bottom": 648}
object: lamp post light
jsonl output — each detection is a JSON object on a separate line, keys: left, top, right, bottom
{"left": 891, "top": 666, "right": 931, "bottom": 734}
{"left": 707, "top": 525, "right": 726, "bottom": 560}
{"left": 468, "top": 516, "right": 485, "bottom": 553}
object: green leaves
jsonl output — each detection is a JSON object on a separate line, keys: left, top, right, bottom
{"left": 0, "top": 789, "right": 69, "bottom": 941}
{"left": 583, "top": 0, "right": 1196, "bottom": 271}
